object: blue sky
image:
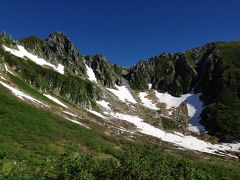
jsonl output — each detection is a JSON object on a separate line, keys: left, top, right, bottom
{"left": 1, "top": 0, "right": 240, "bottom": 66}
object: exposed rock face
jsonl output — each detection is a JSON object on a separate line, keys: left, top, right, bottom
{"left": 84, "top": 54, "right": 127, "bottom": 87}
{"left": 125, "top": 43, "right": 216, "bottom": 96}
{"left": 1, "top": 31, "right": 240, "bottom": 141}
{"left": 18, "top": 32, "right": 86, "bottom": 76}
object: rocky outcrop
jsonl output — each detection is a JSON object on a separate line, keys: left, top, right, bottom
{"left": 84, "top": 54, "right": 127, "bottom": 87}
{"left": 18, "top": 32, "right": 86, "bottom": 76}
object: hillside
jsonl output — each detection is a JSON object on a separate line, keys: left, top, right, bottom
{"left": 0, "top": 32, "right": 240, "bottom": 178}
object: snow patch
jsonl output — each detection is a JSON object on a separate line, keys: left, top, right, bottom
{"left": 43, "top": 94, "right": 68, "bottom": 108}
{"left": 139, "top": 92, "right": 159, "bottom": 110}
{"left": 3, "top": 45, "right": 65, "bottom": 75}
{"left": 4, "top": 63, "right": 15, "bottom": 75}
{"left": 96, "top": 100, "right": 111, "bottom": 110}
{"left": 154, "top": 91, "right": 191, "bottom": 109}
{"left": 185, "top": 93, "right": 205, "bottom": 133}
{"left": 0, "top": 76, "right": 6, "bottom": 80}
{"left": 56, "top": 64, "right": 65, "bottom": 75}
{"left": 65, "top": 117, "right": 90, "bottom": 129}
{"left": 155, "top": 91, "right": 205, "bottom": 133}
{"left": 87, "top": 109, "right": 107, "bottom": 119}
{"left": 63, "top": 111, "right": 78, "bottom": 117}
{"left": 148, "top": 83, "right": 152, "bottom": 90}
{"left": 85, "top": 64, "right": 97, "bottom": 82}
{"left": 0, "top": 81, "right": 48, "bottom": 107}
{"left": 108, "top": 112, "right": 239, "bottom": 157}
{"left": 107, "top": 85, "right": 137, "bottom": 104}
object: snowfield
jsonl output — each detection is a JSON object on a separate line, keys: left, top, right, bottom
{"left": 43, "top": 94, "right": 68, "bottom": 108}
{"left": 105, "top": 111, "right": 240, "bottom": 157}
{"left": 185, "top": 93, "right": 205, "bottom": 133}
{"left": 0, "top": 81, "right": 48, "bottom": 107}
{"left": 154, "top": 91, "right": 205, "bottom": 133}
{"left": 85, "top": 63, "right": 97, "bottom": 82}
{"left": 154, "top": 91, "right": 192, "bottom": 109}
{"left": 107, "top": 85, "right": 137, "bottom": 104}
{"left": 3, "top": 45, "right": 65, "bottom": 74}
{"left": 139, "top": 92, "right": 159, "bottom": 110}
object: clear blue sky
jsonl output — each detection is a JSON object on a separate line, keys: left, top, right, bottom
{"left": 1, "top": 0, "right": 240, "bottom": 66}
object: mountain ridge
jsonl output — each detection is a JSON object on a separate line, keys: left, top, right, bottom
{"left": 1, "top": 31, "right": 240, "bottom": 178}
{"left": 0, "top": 31, "right": 239, "bottom": 146}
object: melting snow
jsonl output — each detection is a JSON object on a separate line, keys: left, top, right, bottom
{"left": 44, "top": 94, "right": 68, "bottom": 108}
{"left": 0, "top": 76, "right": 6, "bottom": 80}
{"left": 154, "top": 91, "right": 205, "bottom": 133}
{"left": 63, "top": 111, "right": 78, "bottom": 117}
{"left": 65, "top": 117, "right": 90, "bottom": 129}
{"left": 139, "top": 92, "right": 159, "bottom": 110}
{"left": 4, "top": 63, "right": 15, "bottom": 75}
{"left": 107, "top": 112, "right": 239, "bottom": 157}
{"left": 148, "top": 83, "right": 152, "bottom": 90}
{"left": 155, "top": 91, "right": 191, "bottom": 109}
{"left": 87, "top": 109, "right": 107, "bottom": 119}
{"left": 3, "top": 45, "right": 65, "bottom": 75}
{"left": 85, "top": 64, "right": 97, "bottom": 82}
{"left": 107, "top": 85, "right": 137, "bottom": 104}
{"left": 0, "top": 81, "right": 48, "bottom": 107}
{"left": 96, "top": 100, "right": 111, "bottom": 110}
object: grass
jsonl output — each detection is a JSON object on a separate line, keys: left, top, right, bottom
{"left": 7, "top": 73, "right": 54, "bottom": 105}
{"left": 0, "top": 84, "right": 117, "bottom": 161}
{"left": 1, "top": 74, "right": 240, "bottom": 179}
{"left": 161, "top": 117, "right": 184, "bottom": 130}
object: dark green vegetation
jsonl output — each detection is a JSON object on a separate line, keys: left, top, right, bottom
{"left": 127, "top": 42, "right": 240, "bottom": 142}
{"left": 199, "top": 42, "right": 240, "bottom": 142}
{"left": 0, "top": 84, "right": 240, "bottom": 179}
{"left": 0, "top": 48, "right": 101, "bottom": 108}
{"left": 1, "top": 32, "right": 240, "bottom": 178}
{"left": 2, "top": 33, "right": 240, "bottom": 142}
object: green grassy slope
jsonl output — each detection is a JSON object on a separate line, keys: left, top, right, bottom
{"left": 0, "top": 83, "right": 240, "bottom": 179}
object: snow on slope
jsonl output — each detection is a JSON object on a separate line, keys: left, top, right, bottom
{"left": 0, "top": 81, "right": 48, "bottom": 107}
{"left": 107, "top": 85, "right": 137, "bottom": 104}
{"left": 155, "top": 91, "right": 204, "bottom": 133}
{"left": 96, "top": 100, "right": 111, "bottom": 110}
{"left": 107, "top": 111, "right": 239, "bottom": 157}
{"left": 87, "top": 109, "right": 107, "bottom": 119}
{"left": 185, "top": 93, "right": 205, "bottom": 133}
{"left": 139, "top": 92, "right": 159, "bottom": 110}
{"left": 85, "top": 64, "right": 97, "bottom": 82}
{"left": 65, "top": 117, "right": 90, "bottom": 129}
{"left": 155, "top": 91, "right": 191, "bottom": 109}
{"left": 43, "top": 94, "right": 68, "bottom": 108}
{"left": 0, "top": 76, "right": 6, "bottom": 80}
{"left": 4, "top": 63, "right": 15, "bottom": 75}
{"left": 2, "top": 45, "right": 64, "bottom": 74}
{"left": 148, "top": 83, "right": 152, "bottom": 90}
{"left": 63, "top": 111, "right": 78, "bottom": 117}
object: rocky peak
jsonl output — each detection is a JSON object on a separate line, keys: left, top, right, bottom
{"left": 47, "top": 32, "right": 71, "bottom": 44}
{"left": 0, "top": 32, "right": 16, "bottom": 47}
{"left": 0, "top": 32, "right": 9, "bottom": 38}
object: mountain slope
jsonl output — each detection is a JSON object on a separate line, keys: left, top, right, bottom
{"left": 0, "top": 32, "right": 240, "bottom": 178}
{"left": 0, "top": 67, "right": 240, "bottom": 179}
